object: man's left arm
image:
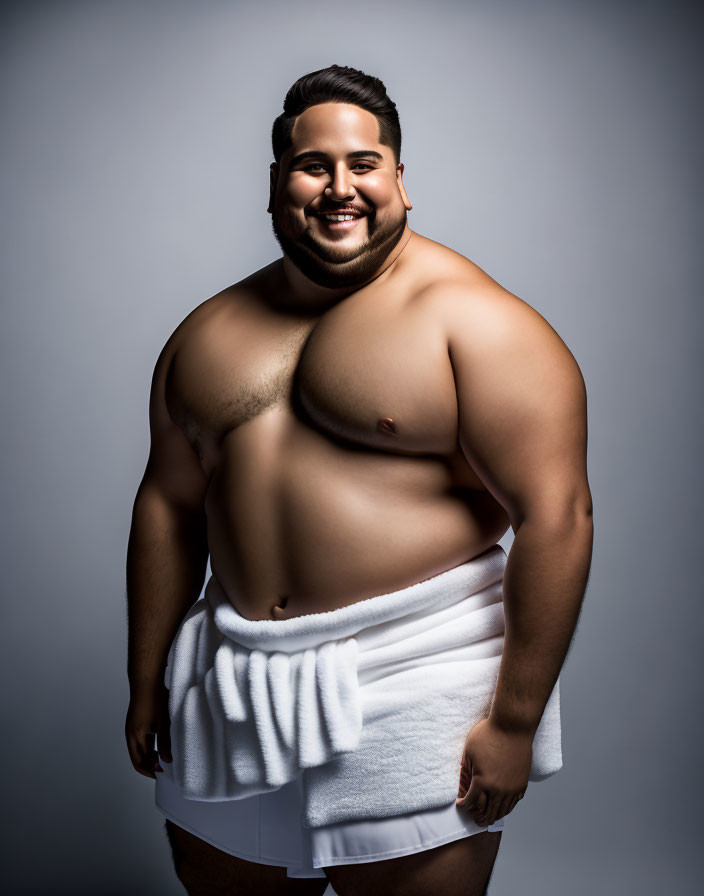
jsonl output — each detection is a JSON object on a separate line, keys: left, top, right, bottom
{"left": 444, "top": 278, "right": 594, "bottom": 825}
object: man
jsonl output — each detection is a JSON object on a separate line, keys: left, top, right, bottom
{"left": 125, "top": 64, "right": 593, "bottom": 896}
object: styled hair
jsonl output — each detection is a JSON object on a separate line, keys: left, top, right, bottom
{"left": 271, "top": 64, "right": 402, "bottom": 166}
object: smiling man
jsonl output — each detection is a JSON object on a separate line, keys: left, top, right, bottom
{"left": 268, "top": 102, "right": 410, "bottom": 290}
{"left": 125, "top": 65, "right": 593, "bottom": 896}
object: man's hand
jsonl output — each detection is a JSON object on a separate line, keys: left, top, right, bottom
{"left": 125, "top": 682, "right": 173, "bottom": 779}
{"left": 455, "top": 717, "right": 532, "bottom": 826}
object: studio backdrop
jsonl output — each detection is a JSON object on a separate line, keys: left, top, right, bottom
{"left": 1, "top": 1, "right": 701, "bottom": 893}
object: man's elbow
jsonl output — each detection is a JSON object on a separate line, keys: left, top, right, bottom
{"left": 515, "top": 491, "right": 594, "bottom": 534}
{"left": 574, "top": 485, "right": 594, "bottom": 523}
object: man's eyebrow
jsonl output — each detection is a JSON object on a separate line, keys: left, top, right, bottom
{"left": 288, "top": 150, "right": 384, "bottom": 167}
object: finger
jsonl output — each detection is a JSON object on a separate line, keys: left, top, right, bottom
{"left": 476, "top": 792, "right": 501, "bottom": 826}
{"left": 143, "top": 747, "right": 162, "bottom": 775}
{"left": 456, "top": 755, "right": 472, "bottom": 801}
{"left": 491, "top": 795, "right": 513, "bottom": 825}
{"left": 127, "top": 740, "right": 157, "bottom": 779}
{"left": 506, "top": 793, "right": 521, "bottom": 815}
{"left": 461, "top": 783, "right": 487, "bottom": 816}
{"left": 126, "top": 731, "right": 148, "bottom": 765}
{"left": 457, "top": 771, "right": 480, "bottom": 806}
{"left": 147, "top": 746, "right": 164, "bottom": 774}
{"left": 130, "top": 732, "right": 161, "bottom": 777}
{"left": 157, "top": 724, "right": 173, "bottom": 764}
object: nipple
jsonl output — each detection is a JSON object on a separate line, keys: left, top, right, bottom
{"left": 376, "top": 417, "right": 397, "bottom": 436}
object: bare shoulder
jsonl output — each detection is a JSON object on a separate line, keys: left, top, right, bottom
{"left": 409, "top": 241, "right": 583, "bottom": 385}
{"left": 411, "top": 244, "right": 591, "bottom": 520}
{"left": 154, "top": 264, "right": 276, "bottom": 378}
{"left": 156, "top": 283, "right": 249, "bottom": 366}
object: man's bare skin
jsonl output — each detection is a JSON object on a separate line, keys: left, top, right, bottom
{"left": 126, "top": 99, "right": 592, "bottom": 896}
{"left": 161, "top": 236, "right": 511, "bottom": 621}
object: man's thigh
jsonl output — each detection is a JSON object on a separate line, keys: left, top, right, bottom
{"left": 164, "top": 819, "right": 329, "bottom": 896}
{"left": 323, "top": 830, "right": 503, "bottom": 896}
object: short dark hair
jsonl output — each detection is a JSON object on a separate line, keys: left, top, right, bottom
{"left": 271, "top": 64, "right": 402, "bottom": 166}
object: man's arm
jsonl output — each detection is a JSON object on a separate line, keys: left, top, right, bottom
{"left": 125, "top": 339, "right": 210, "bottom": 778}
{"left": 448, "top": 278, "right": 593, "bottom": 731}
{"left": 445, "top": 276, "right": 593, "bottom": 823}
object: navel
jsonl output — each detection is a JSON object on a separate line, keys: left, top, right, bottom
{"left": 377, "top": 417, "right": 397, "bottom": 436}
{"left": 271, "top": 595, "right": 289, "bottom": 620}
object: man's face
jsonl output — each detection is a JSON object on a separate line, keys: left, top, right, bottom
{"left": 268, "top": 102, "right": 412, "bottom": 289}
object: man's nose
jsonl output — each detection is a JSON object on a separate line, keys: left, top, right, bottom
{"left": 325, "top": 165, "right": 355, "bottom": 200}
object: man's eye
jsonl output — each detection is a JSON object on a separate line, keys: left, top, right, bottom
{"left": 303, "top": 163, "right": 374, "bottom": 172}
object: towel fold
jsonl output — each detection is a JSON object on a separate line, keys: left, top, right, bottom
{"left": 165, "top": 545, "right": 562, "bottom": 828}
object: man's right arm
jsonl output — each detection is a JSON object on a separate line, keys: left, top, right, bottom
{"left": 125, "top": 339, "right": 210, "bottom": 778}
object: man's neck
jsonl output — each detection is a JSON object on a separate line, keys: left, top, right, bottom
{"left": 277, "top": 226, "right": 414, "bottom": 313}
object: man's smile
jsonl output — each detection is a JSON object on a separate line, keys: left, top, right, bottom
{"left": 313, "top": 212, "right": 368, "bottom": 235}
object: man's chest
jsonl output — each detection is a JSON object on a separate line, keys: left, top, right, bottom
{"left": 165, "top": 285, "right": 460, "bottom": 462}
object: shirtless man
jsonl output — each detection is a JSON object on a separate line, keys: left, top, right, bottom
{"left": 125, "top": 65, "right": 593, "bottom": 896}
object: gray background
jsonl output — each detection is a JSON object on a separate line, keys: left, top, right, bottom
{"left": 2, "top": 0, "right": 701, "bottom": 893}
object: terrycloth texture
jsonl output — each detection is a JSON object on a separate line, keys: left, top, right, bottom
{"left": 165, "top": 545, "right": 562, "bottom": 828}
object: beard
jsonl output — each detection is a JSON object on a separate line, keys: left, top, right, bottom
{"left": 270, "top": 204, "right": 408, "bottom": 289}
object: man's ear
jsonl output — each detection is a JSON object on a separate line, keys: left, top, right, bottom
{"left": 267, "top": 163, "right": 279, "bottom": 213}
{"left": 396, "top": 163, "right": 412, "bottom": 211}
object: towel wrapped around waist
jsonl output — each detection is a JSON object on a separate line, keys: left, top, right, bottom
{"left": 165, "top": 544, "right": 562, "bottom": 828}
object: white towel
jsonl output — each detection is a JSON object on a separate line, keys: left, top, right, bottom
{"left": 165, "top": 545, "right": 562, "bottom": 828}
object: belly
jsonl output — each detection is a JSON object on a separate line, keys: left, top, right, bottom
{"left": 204, "top": 407, "right": 509, "bottom": 620}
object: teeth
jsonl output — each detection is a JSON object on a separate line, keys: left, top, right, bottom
{"left": 322, "top": 214, "right": 360, "bottom": 221}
